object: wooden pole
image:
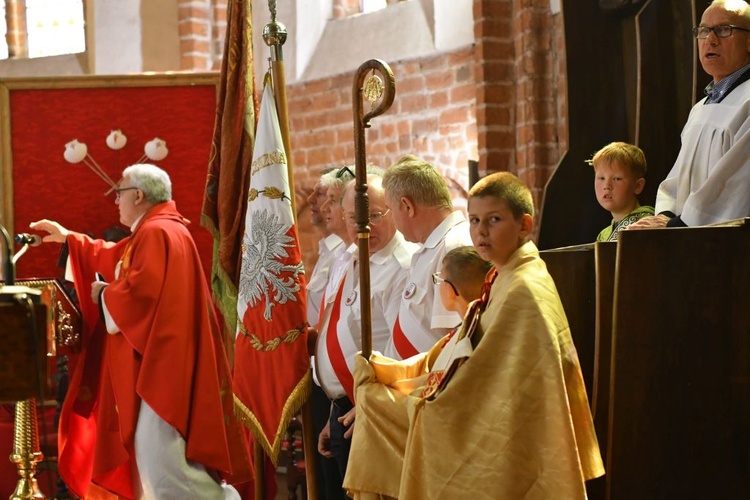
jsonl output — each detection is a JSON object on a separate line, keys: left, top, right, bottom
{"left": 352, "top": 59, "right": 396, "bottom": 359}
{"left": 263, "top": 4, "right": 318, "bottom": 499}
{"left": 253, "top": 442, "right": 265, "bottom": 500}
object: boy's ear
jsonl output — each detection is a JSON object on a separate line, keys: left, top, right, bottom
{"left": 634, "top": 177, "right": 645, "bottom": 195}
{"left": 520, "top": 213, "right": 534, "bottom": 238}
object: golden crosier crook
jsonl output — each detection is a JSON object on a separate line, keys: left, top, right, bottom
{"left": 352, "top": 59, "right": 396, "bottom": 360}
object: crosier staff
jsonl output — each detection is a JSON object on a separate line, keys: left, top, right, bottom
{"left": 352, "top": 60, "right": 396, "bottom": 359}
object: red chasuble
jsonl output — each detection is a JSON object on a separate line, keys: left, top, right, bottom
{"left": 59, "top": 201, "right": 251, "bottom": 499}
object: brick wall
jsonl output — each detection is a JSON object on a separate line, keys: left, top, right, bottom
{"left": 287, "top": 46, "right": 478, "bottom": 270}
{"left": 475, "top": 0, "right": 566, "bottom": 213}
{"left": 186, "top": 0, "right": 567, "bottom": 266}
{"left": 5, "top": 0, "right": 27, "bottom": 58}
{"left": 178, "top": 0, "right": 216, "bottom": 70}
{"left": 474, "top": 0, "right": 515, "bottom": 177}
{"left": 513, "top": 0, "right": 566, "bottom": 211}
{"left": 333, "top": 0, "right": 360, "bottom": 19}
{"left": 211, "top": 0, "right": 227, "bottom": 69}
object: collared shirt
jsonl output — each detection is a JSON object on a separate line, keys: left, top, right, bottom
{"left": 703, "top": 62, "right": 750, "bottom": 103}
{"left": 596, "top": 205, "right": 655, "bottom": 242}
{"left": 306, "top": 233, "right": 345, "bottom": 328}
{"left": 316, "top": 232, "right": 416, "bottom": 399}
{"left": 384, "top": 211, "right": 473, "bottom": 359}
{"left": 322, "top": 243, "right": 353, "bottom": 318}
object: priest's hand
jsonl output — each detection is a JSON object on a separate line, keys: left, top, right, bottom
{"left": 627, "top": 214, "right": 670, "bottom": 229}
{"left": 91, "top": 281, "right": 108, "bottom": 305}
{"left": 318, "top": 419, "right": 333, "bottom": 458}
{"left": 339, "top": 405, "right": 356, "bottom": 439}
{"left": 29, "top": 219, "right": 70, "bottom": 244}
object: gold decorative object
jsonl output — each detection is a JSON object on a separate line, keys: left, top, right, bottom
{"left": 17, "top": 279, "right": 82, "bottom": 356}
{"left": 3, "top": 280, "right": 82, "bottom": 498}
{"left": 352, "top": 59, "right": 396, "bottom": 358}
{"left": 56, "top": 301, "right": 79, "bottom": 347}
{"left": 9, "top": 399, "right": 45, "bottom": 499}
{"left": 362, "top": 73, "right": 385, "bottom": 110}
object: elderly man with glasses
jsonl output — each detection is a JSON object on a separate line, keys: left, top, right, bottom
{"left": 632, "top": 0, "right": 750, "bottom": 229}
{"left": 314, "top": 172, "right": 418, "bottom": 494}
{"left": 30, "top": 164, "right": 248, "bottom": 499}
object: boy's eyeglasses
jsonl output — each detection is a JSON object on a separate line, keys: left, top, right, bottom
{"left": 345, "top": 209, "right": 390, "bottom": 227}
{"left": 432, "top": 272, "right": 459, "bottom": 296}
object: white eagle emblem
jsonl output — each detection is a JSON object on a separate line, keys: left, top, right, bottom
{"left": 238, "top": 208, "right": 304, "bottom": 321}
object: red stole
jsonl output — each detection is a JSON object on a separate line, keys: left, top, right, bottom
{"left": 392, "top": 315, "right": 419, "bottom": 359}
{"left": 325, "top": 275, "right": 355, "bottom": 402}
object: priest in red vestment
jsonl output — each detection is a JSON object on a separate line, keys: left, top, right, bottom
{"left": 30, "top": 163, "right": 251, "bottom": 499}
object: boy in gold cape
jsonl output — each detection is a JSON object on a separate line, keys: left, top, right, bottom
{"left": 344, "top": 172, "right": 604, "bottom": 499}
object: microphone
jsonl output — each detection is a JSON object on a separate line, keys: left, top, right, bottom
{"left": 15, "top": 233, "right": 42, "bottom": 247}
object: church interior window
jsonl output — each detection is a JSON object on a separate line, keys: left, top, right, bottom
{"left": 25, "top": 0, "right": 85, "bottom": 58}
{"left": 361, "top": 0, "right": 387, "bottom": 14}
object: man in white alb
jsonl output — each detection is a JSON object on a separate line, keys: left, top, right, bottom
{"left": 632, "top": 0, "right": 750, "bottom": 229}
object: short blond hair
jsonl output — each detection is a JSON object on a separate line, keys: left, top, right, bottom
{"left": 382, "top": 155, "right": 453, "bottom": 210}
{"left": 468, "top": 172, "right": 534, "bottom": 219}
{"left": 442, "top": 246, "right": 493, "bottom": 300}
{"left": 587, "top": 142, "right": 647, "bottom": 178}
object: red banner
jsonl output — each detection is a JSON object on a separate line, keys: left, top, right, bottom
{"left": 201, "top": 0, "right": 257, "bottom": 332}
{"left": 232, "top": 80, "right": 309, "bottom": 464}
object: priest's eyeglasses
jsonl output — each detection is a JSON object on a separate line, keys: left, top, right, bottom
{"left": 432, "top": 272, "right": 459, "bottom": 296}
{"left": 693, "top": 24, "right": 750, "bottom": 39}
{"left": 114, "top": 187, "right": 138, "bottom": 200}
{"left": 345, "top": 209, "right": 390, "bottom": 227}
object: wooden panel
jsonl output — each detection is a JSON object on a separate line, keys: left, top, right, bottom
{"left": 541, "top": 244, "right": 605, "bottom": 500}
{"left": 634, "top": 1, "right": 697, "bottom": 207}
{"left": 539, "top": 1, "right": 697, "bottom": 250}
{"left": 540, "top": 245, "right": 597, "bottom": 401}
{"left": 16, "top": 279, "right": 81, "bottom": 356}
{"left": 579, "top": 241, "right": 618, "bottom": 500}
{"left": 538, "top": 3, "right": 627, "bottom": 249}
{"left": 592, "top": 242, "right": 617, "bottom": 437}
{"left": 606, "top": 223, "right": 750, "bottom": 498}
{"left": 0, "top": 299, "right": 47, "bottom": 403}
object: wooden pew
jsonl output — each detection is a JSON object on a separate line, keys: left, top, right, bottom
{"left": 541, "top": 244, "right": 608, "bottom": 500}
{"left": 544, "top": 222, "right": 750, "bottom": 498}
{"left": 540, "top": 244, "right": 597, "bottom": 400}
{"left": 606, "top": 223, "right": 750, "bottom": 498}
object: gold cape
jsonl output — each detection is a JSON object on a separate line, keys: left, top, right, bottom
{"left": 343, "top": 241, "right": 604, "bottom": 499}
